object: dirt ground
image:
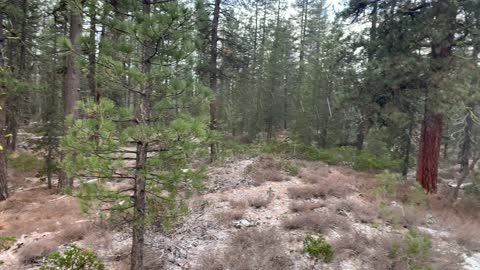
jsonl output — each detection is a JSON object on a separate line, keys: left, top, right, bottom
{"left": 1, "top": 155, "right": 479, "bottom": 269}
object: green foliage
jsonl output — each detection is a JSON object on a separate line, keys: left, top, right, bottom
{"left": 303, "top": 234, "right": 335, "bottom": 263}
{"left": 40, "top": 245, "right": 105, "bottom": 270}
{"left": 375, "top": 171, "right": 402, "bottom": 198}
{"left": 7, "top": 153, "right": 42, "bottom": 172}
{"left": 387, "top": 229, "right": 433, "bottom": 270}
{"left": 260, "top": 140, "right": 400, "bottom": 172}
{"left": 281, "top": 160, "right": 300, "bottom": 176}
{"left": 62, "top": 98, "right": 209, "bottom": 228}
{"left": 0, "top": 236, "right": 16, "bottom": 251}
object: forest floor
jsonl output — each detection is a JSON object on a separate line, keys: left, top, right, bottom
{"left": 1, "top": 150, "right": 480, "bottom": 269}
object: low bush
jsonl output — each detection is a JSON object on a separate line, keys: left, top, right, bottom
{"left": 40, "top": 244, "right": 105, "bottom": 270}
{"left": 335, "top": 200, "right": 378, "bottom": 224}
{"left": 229, "top": 199, "right": 247, "bottom": 209}
{"left": 8, "top": 152, "right": 43, "bottom": 172}
{"left": 245, "top": 155, "right": 293, "bottom": 185}
{"left": 304, "top": 234, "right": 335, "bottom": 263}
{"left": 373, "top": 229, "right": 432, "bottom": 270}
{"left": 282, "top": 212, "right": 350, "bottom": 232}
{"left": 288, "top": 181, "right": 352, "bottom": 199}
{"left": 197, "top": 228, "right": 292, "bottom": 270}
{"left": 0, "top": 236, "right": 15, "bottom": 251}
{"left": 287, "top": 185, "right": 326, "bottom": 199}
{"left": 215, "top": 209, "right": 245, "bottom": 224}
{"left": 260, "top": 140, "right": 401, "bottom": 172}
{"left": 289, "top": 201, "right": 324, "bottom": 213}
{"left": 248, "top": 195, "right": 271, "bottom": 208}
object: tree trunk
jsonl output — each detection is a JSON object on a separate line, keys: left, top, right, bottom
{"left": 416, "top": 112, "right": 443, "bottom": 193}
{"left": 209, "top": 0, "right": 221, "bottom": 162}
{"left": 88, "top": 1, "right": 99, "bottom": 103}
{"left": 59, "top": 4, "right": 82, "bottom": 190}
{"left": 131, "top": 141, "right": 147, "bottom": 270}
{"left": 356, "top": 3, "right": 378, "bottom": 151}
{"left": 460, "top": 112, "right": 473, "bottom": 172}
{"left": 63, "top": 10, "right": 81, "bottom": 117}
{"left": 131, "top": 1, "right": 152, "bottom": 269}
{"left": 0, "top": 12, "right": 8, "bottom": 200}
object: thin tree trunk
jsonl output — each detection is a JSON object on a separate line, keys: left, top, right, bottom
{"left": 453, "top": 154, "right": 479, "bottom": 201}
{"left": 0, "top": 12, "right": 9, "bottom": 200}
{"left": 402, "top": 116, "right": 414, "bottom": 176}
{"left": 88, "top": 1, "right": 99, "bottom": 103}
{"left": 131, "top": 1, "right": 152, "bottom": 269}
{"left": 209, "top": 0, "right": 221, "bottom": 162}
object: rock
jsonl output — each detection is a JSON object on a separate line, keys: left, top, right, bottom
{"left": 234, "top": 218, "right": 258, "bottom": 228}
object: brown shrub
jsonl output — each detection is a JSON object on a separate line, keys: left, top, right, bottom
{"left": 196, "top": 228, "right": 292, "bottom": 270}
{"left": 289, "top": 201, "right": 325, "bottom": 212}
{"left": 288, "top": 181, "right": 352, "bottom": 200}
{"left": 229, "top": 199, "right": 248, "bottom": 209}
{"left": 245, "top": 155, "right": 292, "bottom": 185}
{"left": 298, "top": 167, "right": 329, "bottom": 184}
{"left": 451, "top": 221, "right": 480, "bottom": 251}
{"left": 215, "top": 209, "right": 245, "bottom": 224}
{"left": 335, "top": 200, "right": 378, "bottom": 224}
{"left": 333, "top": 231, "right": 374, "bottom": 258}
{"left": 287, "top": 185, "right": 325, "bottom": 199}
{"left": 250, "top": 169, "right": 289, "bottom": 185}
{"left": 18, "top": 222, "right": 90, "bottom": 264}
{"left": 281, "top": 211, "right": 350, "bottom": 232}
{"left": 248, "top": 195, "right": 271, "bottom": 209}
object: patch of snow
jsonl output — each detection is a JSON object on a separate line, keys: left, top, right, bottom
{"left": 463, "top": 253, "right": 480, "bottom": 270}
{"left": 417, "top": 226, "right": 450, "bottom": 238}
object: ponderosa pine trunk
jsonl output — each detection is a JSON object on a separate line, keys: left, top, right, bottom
{"left": 416, "top": 113, "right": 443, "bottom": 193}
{"left": 0, "top": 12, "right": 8, "bottom": 200}
{"left": 59, "top": 4, "right": 82, "bottom": 191}
{"left": 209, "top": 0, "right": 221, "bottom": 162}
{"left": 415, "top": 1, "right": 456, "bottom": 193}
{"left": 131, "top": 1, "right": 152, "bottom": 269}
{"left": 63, "top": 11, "right": 81, "bottom": 117}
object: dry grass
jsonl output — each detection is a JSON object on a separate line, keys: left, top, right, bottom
{"left": 287, "top": 184, "right": 326, "bottom": 199}
{"left": 248, "top": 195, "right": 271, "bottom": 209}
{"left": 441, "top": 215, "right": 480, "bottom": 251}
{"left": 197, "top": 228, "right": 292, "bottom": 270}
{"left": 335, "top": 200, "right": 378, "bottom": 224}
{"left": 245, "top": 155, "right": 292, "bottom": 185}
{"left": 215, "top": 209, "right": 245, "bottom": 224}
{"left": 18, "top": 222, "right": 91, "bottom": 263}
{"left": 333, "top": 231, "right": 374, "bottom": 259}
{"left": 281, "top": 211, "right": 350, "bottom": 232}
{"left": 0, "top": 189, "right": 84, "bottom": 238}
{"left": 289, "top": 201, "right": 325, "bottom": 212}
{"left": 287, "top": 181, "right": 352, "bottom": 199}
{"left": 229, "top": 199, "right": 248, "bottom": 209}
{"left": 298, "top": 167, "right": 329, "bottom": 184}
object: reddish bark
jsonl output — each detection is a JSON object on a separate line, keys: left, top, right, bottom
{"left": 416, "top": 112, "right": 443, "bottom": 193}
